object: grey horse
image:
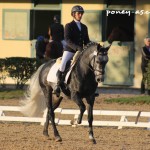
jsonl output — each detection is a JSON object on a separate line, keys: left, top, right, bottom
{"left": 21, "top": 42, "right": 110, "bottom": 144}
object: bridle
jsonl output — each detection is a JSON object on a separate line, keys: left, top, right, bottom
{"left": 90, "top": 52, "right": 108, "bottom": 76}
{"left": 82, "top": 50, "right": 108, "bottom": 76}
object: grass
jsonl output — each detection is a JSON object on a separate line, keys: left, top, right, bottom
{"left": 0, "top": 89, "right": 24, "bottom": 99}
{"left": 104, "top": 95, "right": 150, "bottom": 104}
{"left": 0, "top": 89, "right": 149, "bottom": 105}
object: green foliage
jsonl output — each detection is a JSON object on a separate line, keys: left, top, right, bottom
{"left": 144, "top": 61, "right": 150, "bottom": 90}
{"left": 0, "top": 58, "right": 7, "bottom": 88}
{"left": 4, "top": 57, "right": 41, "bottom": 89}
{"left": 105, "top": 95, "right": 150, "bottom": 104}
{"left": 0, "top": 89, "right": 24, "bottom": 99}
{"left": 146, "top": 61, "right": 150, "bottom": 89}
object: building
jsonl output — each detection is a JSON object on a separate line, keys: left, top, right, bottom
{"left": 0, "top": 0, "right": 150, "bottom": 88}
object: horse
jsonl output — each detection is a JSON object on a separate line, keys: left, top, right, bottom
{"left": 21, "top": 42, "right": 109, "bottom": 144}
{"left": 44, "top": 40, "right": 63, "bottom": 60}
{"left": 108, "top": 26, "right": 133, "bottom": 42}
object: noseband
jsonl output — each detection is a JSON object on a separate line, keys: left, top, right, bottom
{"left": 88, "top": 50, "right": 107, "bottom": 76}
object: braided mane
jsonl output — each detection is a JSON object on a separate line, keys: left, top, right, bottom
{"left": 81, "top": 41, "right": 98, "bottom": 58}
{"left": 83, "top": 41, "right": 98, "bottom": 51}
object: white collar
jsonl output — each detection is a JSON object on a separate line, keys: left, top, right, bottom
{"left": 74, "top": 19, "right": 81, "bottom": 24}
{"left": 74, "top": 19, "right": 81, "bottom": 30}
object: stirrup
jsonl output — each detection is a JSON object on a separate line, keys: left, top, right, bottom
{"left": 94, "top": 93, "right": 99, "bottom": 97}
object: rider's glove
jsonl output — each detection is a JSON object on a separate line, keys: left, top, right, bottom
{"left": 77, "top": 47, "right": 83, "bottom": 52}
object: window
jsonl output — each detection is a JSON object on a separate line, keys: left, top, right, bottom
{"left": 102, "top": 0, "right": 135, "bottom": 42}
{"left": 30, "top": 10, "right": 61, "bottom": 39}
{"left": 3, "top": 9, "right": 30, "bottom": 40}
{"left": 32, "top": 0, "right": 61, "bottom": 6}
{"left": 104, "top": 0, "right": 135, "bottom": 9}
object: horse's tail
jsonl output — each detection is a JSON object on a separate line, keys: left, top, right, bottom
{"left": 20, "top": 64, "right": 46, "bottom": 117}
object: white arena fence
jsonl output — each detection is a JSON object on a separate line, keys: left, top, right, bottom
{"left": 0, "top": 106, "right": 150, "bottom": 129}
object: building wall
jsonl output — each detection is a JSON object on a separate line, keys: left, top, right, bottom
{"left": 61, "top": 1, "right": 104, "bottom": 26}
{"left": 0, "top": 0, "right": 150, "bottom": 88}
{"left": 134, "top": 1, "right": 150, "bottom": 87}
{"left": 0, "top": 1, "right": 32, "bottom": 58}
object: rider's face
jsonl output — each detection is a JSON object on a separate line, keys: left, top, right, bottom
{"left": 145, "top": 38, "right": 150, "bottom": 47}
{"left": 74, "top": 12, "right": 83, "bottom": 21}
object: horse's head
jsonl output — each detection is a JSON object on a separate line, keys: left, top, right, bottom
{"left": 90, "top": 44, "right": 109, "bottom": 82}
{"left": 108, "top": 26, "right": 131, "bottom": 42}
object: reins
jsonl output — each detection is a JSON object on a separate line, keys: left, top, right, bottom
{"left": 81, "top": 54, "right": 104, "bottom": 76}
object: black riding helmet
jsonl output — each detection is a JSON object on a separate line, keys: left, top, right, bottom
{"left": 53, "top": 15, "right": 60, "bottom": 23}
{"left": 71, "top": 5, "right": 84, "bottom": 16}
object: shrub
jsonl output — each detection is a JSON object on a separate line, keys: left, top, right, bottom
{"left": 0, "top": 59, "right": 7, "bottom": 88}
{"left": 146, "top": 61, "right": 150, "bottom": 90}
{"left": 144, "top": 60, "right": 150, "bottom": 90}
{"left": 5, "top": 57, "right": 39, "bottom": 89}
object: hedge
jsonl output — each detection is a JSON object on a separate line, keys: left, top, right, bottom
{"left": 0, "top": 57, "right": 44, "bottom": 89}
{"left": 144, "top": 61, "right": 150, "bottom": 90}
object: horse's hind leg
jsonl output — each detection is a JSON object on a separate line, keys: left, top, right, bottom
{"left": 43, "top": 108, "right": 50, "bottom": 137}
{"left": 42, "top": 87, "right": 62, "bottom": 142}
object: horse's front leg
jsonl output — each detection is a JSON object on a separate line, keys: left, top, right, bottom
{"left": 86, "top": 95, "right": 96, "bottom": 144}
{"left": 71, "top": 92, "right": 86, "bottom": 124}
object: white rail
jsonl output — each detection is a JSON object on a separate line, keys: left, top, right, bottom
{"left": 0, "top": 106, "right": 150, "bottom": 129}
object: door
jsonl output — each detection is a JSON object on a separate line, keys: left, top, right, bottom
{"left": 102, "top": 4, "right": 135, "bottom": 86}
{"left": 30, "top": 10, "right": 61, "bottom": 57}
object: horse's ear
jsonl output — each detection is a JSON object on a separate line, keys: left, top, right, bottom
{"left": 97, "top": 44, "right": 110, "bottom": 53}
{"left": 97, "top": 44, "right": 102, "bottom": 52}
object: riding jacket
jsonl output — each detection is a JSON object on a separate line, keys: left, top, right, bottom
{"left": 64, "top": 20, "right": 90, "bottom": 53}
{"left": 50, "top": 22, "right": 64, "bottom": 42}
{"left": 141, "top": 46, "right": 150, "bottom": 73}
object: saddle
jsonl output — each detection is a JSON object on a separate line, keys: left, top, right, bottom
{"left": 47, "top": 51, "right": 81, "bottom": 84}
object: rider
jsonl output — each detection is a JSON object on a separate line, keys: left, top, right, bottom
{"left": 48, "top": 15, "right": 65, "bottom": 48}
{"left": 141, "top": 36, "right": 150, "bottom": 95}
{"left": 54, "top": 5, "right": 90, "bottom": 95}
{"left": 54, "top": 5, "right": 112, "bottom": 95}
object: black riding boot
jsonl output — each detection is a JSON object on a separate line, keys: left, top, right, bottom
{"left": 148, "top": 90, "right": 150, "bottom": 95}
{"left": 141, "top": 79, "right": 145, "bottom": 94}
{"left": 54, "top": 70, "right": 63, "bottom": 96}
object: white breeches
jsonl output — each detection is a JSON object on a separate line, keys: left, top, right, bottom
{"left": 61, "top": 40, "right": 67, "bottom": 49}
{"left": 59, "top": 51, "right": 75, "bottom": 72}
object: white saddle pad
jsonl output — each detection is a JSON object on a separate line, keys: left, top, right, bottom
{"left": 47, "top": 62, "right": 74, "bottom": 84}
{"left": 47, "top": 63, "right": 60, "bottom": 83}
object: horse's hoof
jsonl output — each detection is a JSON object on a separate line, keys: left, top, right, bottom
{"left": 43, "top": 131, "right": 49, "bottom": 137}
{"left": 55, "top": 136, "right": 62, "bottom": 142}
{"left": 70, "top": 119, "right": 74, "bottom": 125}
{"left": 89, "top": 138, "right": 96, "bottom": 144}
{"left": 91, "top": 139, "right": 96, "bottom": 144}
{"left": 89, "top": 135, "right": 96, "bottom": 144}
{"left": 77, "top": 117, "right": 82, "bottom": 124}
{"left": 77, "top": 119, "right": 82, "bottom": 124}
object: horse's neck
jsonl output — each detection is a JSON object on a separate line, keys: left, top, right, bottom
{"left": 77, "top": 49, "right": 94, "bottom": 76}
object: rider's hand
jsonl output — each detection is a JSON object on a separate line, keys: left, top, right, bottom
{"left": 100, "top": 46, "right": 110, "bottom": 52}
{"left": 77, "top": 47, "right": 83, "bottom": 52}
